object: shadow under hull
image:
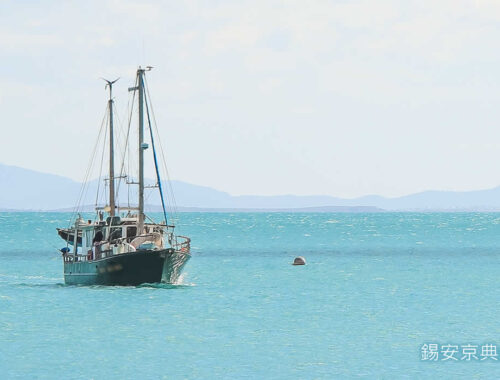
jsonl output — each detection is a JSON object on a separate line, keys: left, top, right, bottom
{"left": 64, "top": 249, "right": 190, "bottom": 286}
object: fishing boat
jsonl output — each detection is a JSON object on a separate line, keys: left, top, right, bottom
{"left": 57, "top": 67, "right": 191, "bottom": 286}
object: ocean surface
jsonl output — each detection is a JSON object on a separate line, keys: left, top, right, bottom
{"left": 0, "top": 212, "right": 498, "bottom": 379}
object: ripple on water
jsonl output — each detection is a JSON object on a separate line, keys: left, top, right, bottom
{"left": 0, "top": 212, "right": 499, "bottom": 379}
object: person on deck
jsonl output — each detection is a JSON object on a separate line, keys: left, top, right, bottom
{"left": 92, "top": 230, "right": 104, "bottom": 260}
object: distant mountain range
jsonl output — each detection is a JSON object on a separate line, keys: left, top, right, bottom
{"left": 2, "top": 163, "right": 500, "bottom": 212}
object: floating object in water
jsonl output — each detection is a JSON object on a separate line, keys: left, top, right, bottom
{"left": 292, "top": 256, "right": 306, "bottom": 265}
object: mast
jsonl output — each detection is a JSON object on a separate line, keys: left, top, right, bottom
{"left": 126, "top": 66, "right": 153, "bottom": 233}
{"left": 138, "top": 68, "right": 145, "bottom": 233}
{"left": 104, "top": 78, "right": 119, "bottom": 217}
{"left": 137, "top": 67, "right": 151, "bottom": 233}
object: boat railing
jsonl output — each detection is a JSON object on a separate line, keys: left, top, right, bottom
{"left": 63, "top": 253, "right": 78, "bottom": 263}
{"left": 120, "top": 233, "right": 163, "bottom": 248}
{"left": 112, "top": 233, "right": 157, "bottom": 244}
{"left": 62, "top": 248, "right": 114, "bottom": 263}
{"left": 62, "top": 253, "right": 92, "bottom": 263}
{"left": 62, "top": 234, "right": 190, "bottom": 262}
{"left": 172, "top": 235, "right": 191, "bottom": 253}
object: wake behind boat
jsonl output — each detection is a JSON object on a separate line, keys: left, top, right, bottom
{"left": 57, "top": 67, "right": 190, "bottom": 286}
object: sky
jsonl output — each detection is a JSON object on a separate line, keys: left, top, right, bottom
{"left": 2, "top": 0, "right": 500, "bottom": 198}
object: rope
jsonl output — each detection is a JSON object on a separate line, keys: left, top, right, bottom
{"left": 116, "top": 76, "right": 137, "bottom": 201}
{"left": 68, "top": 106, "right": 108, "bottom": 228}
{"left": 143, "top": 75, "right": 168, "bottom": 226}
{"left": 94, "top": 111, "right": 108, "bottom": 208}
{"left": 144, "top": 75, "right": 180, "bottom": 228}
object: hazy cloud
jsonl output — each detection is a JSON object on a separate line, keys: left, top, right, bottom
{"left": 2, "top": 0, "right": 500, "bottom": 197}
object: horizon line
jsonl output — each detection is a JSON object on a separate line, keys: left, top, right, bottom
{"left": 2, "top": 161, "right": 500, "bottom": 200}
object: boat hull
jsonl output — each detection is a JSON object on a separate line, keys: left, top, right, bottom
{"left": 63, "top": 248, "right": 190, "bottom": 286}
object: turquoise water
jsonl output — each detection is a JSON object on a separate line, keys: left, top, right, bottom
{"left": 0, "top": 212, "right": 498, "bottom": 379}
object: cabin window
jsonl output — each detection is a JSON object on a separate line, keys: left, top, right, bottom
{"left": 109, "top": 227, "right": 122, "bottom": 241}
{"left": 127, "top": 226, "right": 137, "bottom": 238}
{"left": 93, "top": 229, "right": 104, "bottom": 244}
{"left": 85, "top": 231, "right": 92, "bottom": 247}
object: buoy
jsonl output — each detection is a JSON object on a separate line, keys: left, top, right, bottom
{"left": 292, "top": 256, "right": 306, "bottom": 265}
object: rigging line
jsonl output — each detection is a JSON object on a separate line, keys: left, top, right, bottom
{"left": 144, "top": 76, "right": 180, "bottom": 226}
{"left": 145, "top": 78, "right": 178, "bottom": 224}
{"left": 116, "top": 76, "right": 137, "bottom": 198}
{"left": 153, "top": 116, "right": 179, "bottom": 227}
{"left": 145, "top": 213, "right": 164, "bottom": 227}
{"left": 149, "top": 110, "right": 178, "bottom": 226}
{"left": 125, "top": 85, "right": 133, "bottom": 209}
{"left": 95, "top": 110, "right": 109, "bottom": 209}
{"left": 117, "top": 76, "right": 137, "bottom": 186}
{"left": 69, "top": 105, "right": 108, "bottom": 227}
{"left": 90, "top": 104, "right": 113, "bottom": 211}
{"left": 71, "top": 112, "right": 105, "bottom": 219}
{"left": 112, "top": 98, "right": 124, "bottom": 196}
{"left": 114, "top": 100, "right": 131, "bottom": 211}
{"left": 94, "top": 108, "right": 109, "bottom": 208}
{"left": 85, "top": 107, "right": 108, "bottom": 212}
{"left": 143, "top": 75, "right": 168, "bottom": 226}
{"left": 127, "top": 76, "right": 138, "bottom": 209}
{"left": 113, "top": 98, "right": 129, "bottom": 187}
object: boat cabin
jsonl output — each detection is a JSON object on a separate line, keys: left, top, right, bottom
{"left": 64, "top": 215, "right": 164, "bottom": 262}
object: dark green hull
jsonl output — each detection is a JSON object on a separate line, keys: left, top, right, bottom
{"left": 64, "top": 249, "right": 190, "bottom": 286}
